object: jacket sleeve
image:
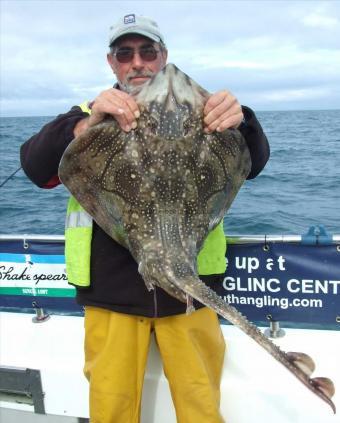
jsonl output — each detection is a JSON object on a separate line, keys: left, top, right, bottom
{"left": 239, "top": 105, "right": 270, "bottom": 179}
{"left": 20, "top": 106, "right": 89, "bottom": 188}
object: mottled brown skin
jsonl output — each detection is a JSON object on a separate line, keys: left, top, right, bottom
{"left": 59, "top": 64, "right": 336, "bottom": 413}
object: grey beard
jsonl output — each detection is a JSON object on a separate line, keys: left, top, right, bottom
{"left": 118, "top": 81, "right": 135, "bottom": 94}
{"left": 118, "top": 71, "right": 154, "bottom": 94}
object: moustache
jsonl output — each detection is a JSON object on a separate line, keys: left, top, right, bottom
{"left": 127, "top": 70, "right": 155, "bottom": 81}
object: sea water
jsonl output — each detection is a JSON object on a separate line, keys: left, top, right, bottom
{"left": 0, "top": 110, "right": 339, "bottom": 236}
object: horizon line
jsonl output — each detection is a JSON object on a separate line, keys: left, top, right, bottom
{"left": 1, "top": 108, "right": 340, "bottom": 119}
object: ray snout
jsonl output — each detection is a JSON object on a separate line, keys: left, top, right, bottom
{"left": 136, "top": 64, "right": 209, "bottom": 114}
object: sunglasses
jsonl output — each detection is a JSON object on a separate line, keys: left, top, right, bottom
{"left": 113, "top": 45, "right": 160, "bottom": 63}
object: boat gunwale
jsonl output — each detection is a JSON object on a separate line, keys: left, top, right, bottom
{"left": 0, "top": 233, "right": 339, "bottom": 244}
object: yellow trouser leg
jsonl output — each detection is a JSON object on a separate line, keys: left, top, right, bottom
{"left": 155, "top": 307, "right": 226, "bottom": 423}
{"left": 83, "top": 306, "right": 152, "bottom": 423}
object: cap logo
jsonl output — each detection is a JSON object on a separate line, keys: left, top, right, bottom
{"left": 124, "top": 14, "right": 135, "bottom": 24}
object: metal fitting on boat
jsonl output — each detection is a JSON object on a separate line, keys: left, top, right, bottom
{"left": 262, "top": 235, "right": 270, "bottom": 251}
{"left": 264, "top": 314, "right": 285, "bottom": 338}
{"left": 32, "top": 301, "right": 50, "bottom": 323}
{"left": 23, "top": 237, "right": 29, "bottom": 249}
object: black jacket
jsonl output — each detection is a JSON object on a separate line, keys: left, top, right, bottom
{"left": 20, "top": 105, "right": 270, "bottom": 317}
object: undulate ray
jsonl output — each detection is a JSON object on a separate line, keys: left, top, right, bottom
{"left": 59, "top": 63, "right": 336, "bottom": 413}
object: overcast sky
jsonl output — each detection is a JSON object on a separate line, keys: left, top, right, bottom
{"left": 1, "top": 0, "right": 339, "bottom": 116}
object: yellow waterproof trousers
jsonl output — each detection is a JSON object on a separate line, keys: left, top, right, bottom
{"left": 84, "top": 306, "right": 226, "bottom": 423}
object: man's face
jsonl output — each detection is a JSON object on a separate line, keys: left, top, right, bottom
{"left": 107, "top": 35, "right": 168, "bottom": 91}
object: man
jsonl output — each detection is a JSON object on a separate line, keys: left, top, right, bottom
{"left": 21, "top": 14, "right": 269, "bottom": 423}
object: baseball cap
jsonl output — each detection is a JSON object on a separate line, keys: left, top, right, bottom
{"left": 109, "top": 14, "right": 165, "bottom": 47}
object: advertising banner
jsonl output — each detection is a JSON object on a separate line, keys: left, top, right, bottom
{"left": 0, "top": 238, "right": 339, "bottom": 329}
{"left": 0, "top": 239, "right": 80, "bottom": 314}
{"left": 217, "top": 242, "right": 340, "bottom": 329}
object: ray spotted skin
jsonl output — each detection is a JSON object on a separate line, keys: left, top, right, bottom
{"left": 59, "top": 64, "right": 336, "bottom": 413}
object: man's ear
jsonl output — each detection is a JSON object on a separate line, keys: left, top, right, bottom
{"left": 107, "top": 53, "right": 116, "bottom": 74}
{"left": 162, "top": 49, "right": 168, "bottom": 65}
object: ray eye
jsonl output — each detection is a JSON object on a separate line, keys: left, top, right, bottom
{"left": 183, "top": 118, "right": 192, "bottom": 135}
{"left": 148, "top": 116, "right": 158, "bottom": 131}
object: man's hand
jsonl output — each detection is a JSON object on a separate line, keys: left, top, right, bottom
{"left": 89, "top": 88, "right": 140, "bottom": 131}
{"left": 203, "top": 90, "right": 243, "bottom": 133}
{"left": 73, "top": 88, "right": 140, "bottom": 137}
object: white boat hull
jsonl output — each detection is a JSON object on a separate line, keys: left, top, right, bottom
{"left": 1, "top": 311, "right": 339, "bottom": 422}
